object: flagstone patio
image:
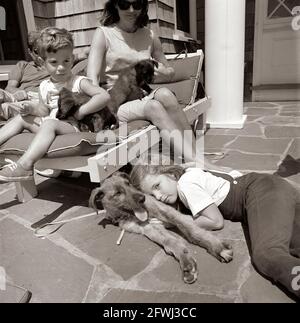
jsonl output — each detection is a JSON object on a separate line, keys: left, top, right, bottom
{"left": 0, "top": 102, "right": 299, "bottom": 303}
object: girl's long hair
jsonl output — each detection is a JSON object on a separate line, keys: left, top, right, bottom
{"left": 100, "top": 0, "right": 149, "bottom": 28}
{"left": 130, "top": 154, "right": 185, "bottom": 190}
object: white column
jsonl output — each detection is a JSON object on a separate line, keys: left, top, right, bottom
{"left": 205, "top": 0, "right": 247, "bottom": 129}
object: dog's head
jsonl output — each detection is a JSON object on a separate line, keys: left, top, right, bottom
{"left": 134, "top": 59, "right": 158, "bottom": 87}
{"left": 57, "top": 87, "right": 90, "bottom": 119}
{"left": 81, "top": 113, "right": 104, "bottom": 133}
{"left": 89, "top": 172, "right": 149, "bottom": 224}
{"left": 81, "top": 109, "right": 118, "bottom": 133}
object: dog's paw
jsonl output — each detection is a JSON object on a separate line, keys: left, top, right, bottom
{"left": 209, "top": 241, "right": 233, "bottom": 263}
{"left": 217, "top": 242, "right": 233, "bottom": 263}
{"left": 181, "top": 257, "right": 198, "bottom": 284}
{"left": 219, "top": 244, "right": 233, "bottom": 263}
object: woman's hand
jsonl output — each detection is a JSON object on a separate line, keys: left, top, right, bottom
{"left": 153, "top": 63, "right": 175, "bottom": 83}
{"left": 151, "top": 34, "right": 175, "bottom": 83}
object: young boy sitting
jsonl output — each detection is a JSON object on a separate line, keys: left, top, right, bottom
{"left": 0, "top": 27, "right": 110, "bottom": 182}
{"left": 0, "top": 30, "right": 89, "bottom": 121}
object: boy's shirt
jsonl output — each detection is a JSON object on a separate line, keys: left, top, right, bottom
{"left": 39, "top": 74, "right": 86, "bottom": 119}
{"left": 9, "top": 61, "right": 49, "bottom": 92}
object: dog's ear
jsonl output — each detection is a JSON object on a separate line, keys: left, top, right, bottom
{"left": 89, "top": 187, "right": 104, "bottom": 210}
{"left": 57, "top": 87, "right": 77, "bottom": 119}
{"left": 114, "top": 172, "right": 131, "bottom": 182}
{"left": 152, "top": 59, "right": 159, "bottom": 68}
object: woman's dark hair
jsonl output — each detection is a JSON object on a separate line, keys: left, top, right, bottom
{"left": 100, "top": 0, "right": 149, "bottom": 28}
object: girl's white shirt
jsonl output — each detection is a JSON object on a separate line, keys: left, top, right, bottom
{"left": 177, "top": 168, "right": 231, "bottom": 216}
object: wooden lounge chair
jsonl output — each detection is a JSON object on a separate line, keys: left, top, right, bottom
{"left": 0, "top": 50, "right": 211, "bottom": 203}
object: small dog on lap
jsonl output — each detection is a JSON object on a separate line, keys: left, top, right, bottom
{"left": 107, "top": 59, "right": 158, "bottom": 114}
{"left": 57, "top": 88, "right": 117, "bottom": 133}
{"left": 56, "top": 59, "right": 158, "bottom": 132}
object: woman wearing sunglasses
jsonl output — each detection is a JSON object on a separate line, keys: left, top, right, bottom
{"left": 87, "top": 0, "right": 221, "bottom": 169}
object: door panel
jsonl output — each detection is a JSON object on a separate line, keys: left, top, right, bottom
{"left": 253, "top": 0, "right": 300, "bottom": 100}
{"left": 262, "top": 30, "right": 300, "bottom": 83}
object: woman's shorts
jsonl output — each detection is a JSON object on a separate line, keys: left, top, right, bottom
{"left": 117, "top": 88, "right": 161, "bottom": 124}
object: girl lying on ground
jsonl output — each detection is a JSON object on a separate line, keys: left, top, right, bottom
{"left": 130, "top": 154, "right": 300, "bottom": 299}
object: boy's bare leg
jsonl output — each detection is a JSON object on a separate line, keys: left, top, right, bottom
{"left": 0, "top": 115, "right": 40, "bottom": 146}
{"left": 18, "top": 119, "right": 76, "bottom": 170}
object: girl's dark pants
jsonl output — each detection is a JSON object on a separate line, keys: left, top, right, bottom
{"left": 217, "top": 172, "right": 300, "bottom": 298}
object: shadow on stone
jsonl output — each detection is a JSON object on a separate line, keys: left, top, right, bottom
{"left": 274, "top": 155, "right": 300, "bottom": 178}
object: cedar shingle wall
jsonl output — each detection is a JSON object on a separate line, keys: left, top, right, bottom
{"left": 31, "top": 0, "right": 178, "bottom": 54}
{"left": 31, "top": 0, "right": 106, "bottom": 55}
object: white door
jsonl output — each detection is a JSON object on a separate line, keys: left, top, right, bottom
{"left": 253, "top": 0, "right": 300, "bottom": 101}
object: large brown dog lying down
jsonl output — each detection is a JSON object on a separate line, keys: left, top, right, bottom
{"left": 89, "top": 173, "right": 233, "bottom": 284}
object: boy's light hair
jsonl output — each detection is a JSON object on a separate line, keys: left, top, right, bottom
{"left": 37, "top": 27, "right": 74, "bottom": 59}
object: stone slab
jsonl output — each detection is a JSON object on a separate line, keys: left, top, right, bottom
{"left": 225, "top": 123, "right": 264, "bottom": 137}
{"left": 130, "top": 240, "right": 250, "bottom": 298}
{"left": 246, "top": 108, "right": 279, "bottom": 116}
{"left": 258, "top": 116, "right": 300, "bottom": 127}
{"left": 0, "top": 218, "right": 93, "bottom": 303}
{"left": 265, "top": 126, "right": 300, "bottom": 139}
{"left": 240, "top": 270, "right": 296, "bottom": 303}
{"left": 59, "top": 214, "right": 161, "bottom": 280}
{"left": 204, "top": 135, "right": 236, "bottom": 150}
{"left": 227, "top": 137, "right": 291, "bottom": 154}
{"left": 214, "top": 151, "right": 280, "bottom": 171}
{"left": 280, "top": 111, "right": 300, "bottom": 117}
{"left": 101, "top": 289, "right": 235, "bottom": 303}
{"left": 205, "top": 123, "right": 263, "bottom": 137}
{"left": 244, "top": 102, "right": 280, "bottom": 108}
{"left": 2, "top": 178, "right": 94, "bottom": 227}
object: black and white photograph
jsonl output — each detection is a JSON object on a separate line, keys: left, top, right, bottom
{"left": 0, "top": 0, "right": 299, "bottom": 306}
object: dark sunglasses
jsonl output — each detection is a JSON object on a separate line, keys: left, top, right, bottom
{"left": 117, "top": 0, "right": 143, "bottom": 11}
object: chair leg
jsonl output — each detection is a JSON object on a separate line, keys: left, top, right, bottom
{"left": 15, "top": 180, "right": 38, "bottom": 203}
{"left": 193, "top": 114, "right": 207, "bottom": 139}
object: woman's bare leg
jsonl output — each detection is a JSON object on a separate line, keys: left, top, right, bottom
{"left": 154, "top": 88, "right": 192, "bottom": 132}
{"left": 144, "top": 100, "right": 199, "bottom": 164}
{"left": 153, "top": 88, "right": 231, "bottom": 171}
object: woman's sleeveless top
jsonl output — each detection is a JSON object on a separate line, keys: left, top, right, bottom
{"left": 99, "top": 25, "right": 154, "bottom": 90}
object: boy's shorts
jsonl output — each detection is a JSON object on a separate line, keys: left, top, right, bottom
{"left": 39, "top": 116, "right": 80, "bottom": 133}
